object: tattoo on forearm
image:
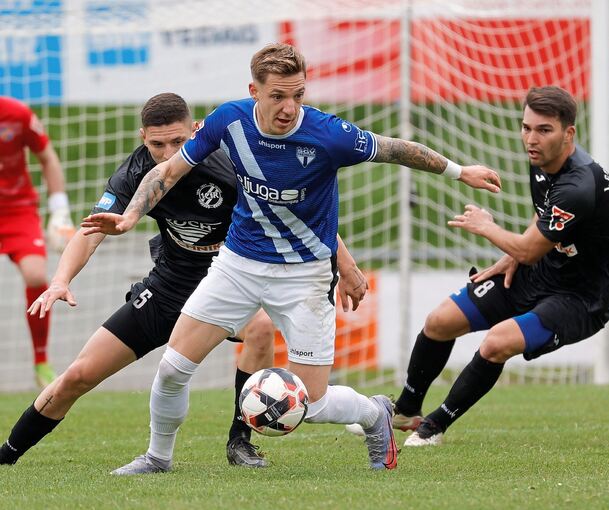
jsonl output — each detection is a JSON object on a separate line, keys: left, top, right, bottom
{"left": 124, "top": 167, "right": 168, "bottom": 219}
{"left": 374, "top": 136, "right": 447, "bottom": 174}
{"left": 39, "top": 395, "right": 53, "bottom": 412}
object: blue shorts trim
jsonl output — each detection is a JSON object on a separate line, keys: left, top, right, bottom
{"left": 450, "top": 287, "right": 490, "bottom": 332}
{"left": 513, "top": 312, "right": 554, "bottom": 353}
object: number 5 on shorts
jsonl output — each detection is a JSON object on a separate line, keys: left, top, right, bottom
{"left": 133, "top": 289, "right": 153, "bottom": 309}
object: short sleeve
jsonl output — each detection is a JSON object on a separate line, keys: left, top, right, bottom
{"left": 22, "top": 110, "right": 49, "bottom": 153}
{"left": 180, "top": 106, "right": 226, "bottom": 166}
{"left": 322, "top": 114, "right": 377, "bottom": 168}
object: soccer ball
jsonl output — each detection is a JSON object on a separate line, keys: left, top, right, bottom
{"left": 239, "top": 368, "right": 309, "bottom": 437}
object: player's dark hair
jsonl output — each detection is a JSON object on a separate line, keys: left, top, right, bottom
{"left": 524, "top": 86, "right": 577, "bottom": 128}
{"left": 250, "top": 43, "right": 306, "bottom": 83}
{"left": 141, "top": 93, "right": 191, "bottom": 127}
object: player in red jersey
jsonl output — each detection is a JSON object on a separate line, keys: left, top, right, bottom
{"left": 0, "top": 96, "right": 75, "bottom": 388}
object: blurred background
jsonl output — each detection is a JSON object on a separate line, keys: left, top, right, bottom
{"left": 1, "top": 0, "right": 608, "bottom": 391}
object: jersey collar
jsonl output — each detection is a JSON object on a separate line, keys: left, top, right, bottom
{"left": 252, "top": 102, "right": 304, "bottom": 139}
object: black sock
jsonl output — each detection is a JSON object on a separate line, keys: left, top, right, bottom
{"left": 427, "top": 350, "right": 504, "bottom": 431}
{"left": 394, "top": 330, "right": 455, "bottom": 416}
{"left": 0, "top": 404, "right": 62, "bottom": 465}
{"left": 228, "top": 368, "right": 253, "bottom": 442}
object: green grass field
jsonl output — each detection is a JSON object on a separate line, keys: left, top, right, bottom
{"left": 1, "top": 384, "right": 608, "bottom": 510}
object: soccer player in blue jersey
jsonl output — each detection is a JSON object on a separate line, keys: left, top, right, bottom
{"left": 83, "top": 43, "right": 501, "bottom": 473}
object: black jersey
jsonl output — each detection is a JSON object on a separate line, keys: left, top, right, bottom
{"left": 92, "top": 145, "right": 237, "bottom": 306}
{"left": 528, "top": 145, "right": 609, "bottom": 315}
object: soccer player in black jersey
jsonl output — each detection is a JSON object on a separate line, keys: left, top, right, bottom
{"left": 389, "top": 86, "right": 609, "bottom": 446}
{"left": 0, "top": 93, "right": 368, "bottom": 468}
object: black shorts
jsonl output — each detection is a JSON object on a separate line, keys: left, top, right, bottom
{"left": 103, "top": 281, "right": 180, "bottom": 359}
{"left": 103, "top": 280, "right": 244, "bottom": 359}
{"left": 452, "top": 266, "right": 606, "bottom": 360}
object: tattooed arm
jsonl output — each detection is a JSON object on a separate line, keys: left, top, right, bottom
{"left": 373, "top": 135, "right": 501, "bottom": 192}
{"left": 81, "top": 152, "right": 192, "bottom": 236}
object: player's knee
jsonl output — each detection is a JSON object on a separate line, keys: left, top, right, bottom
{"left": 424, "top": 306, "right": 459, "bottom": 340}
{"left": 156, "top": 356, "right": 192, "bottom": 393}
{"left": 479, "top": 327, "right": 519, "bottom": 363}
{"left": 243, "top": 315, "right": 275, "bottom": 351}
{"left": 55, "top": 363, "right": 97, "bottom": 398}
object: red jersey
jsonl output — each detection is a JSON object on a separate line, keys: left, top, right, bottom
{"left": 0, "top": 96, "right": 49, "bottom": 208}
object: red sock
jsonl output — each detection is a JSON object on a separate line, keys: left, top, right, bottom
{"left": 25, "top": 285, "right": 50, "bottom": 365}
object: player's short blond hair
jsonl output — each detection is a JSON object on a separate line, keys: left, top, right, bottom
{"left": 250, "top": 43, "right": 306, "bottom": 84}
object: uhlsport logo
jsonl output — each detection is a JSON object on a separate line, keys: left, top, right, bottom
{"left": 197, "top": 183, "right": 223, "bottom": 208}
{"left": 549, "top": 205, "right": 574, "bottom": 231}
{"left": 296, "top": 146, "right": 316, "bottom": 168}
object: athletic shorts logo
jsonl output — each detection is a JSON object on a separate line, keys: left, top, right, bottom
{"left": 197, "top": 183, "right": 223, "bottom": 208}
{"left": 549, "top": 205, "right": 574, "bottom": 231}
{"left": 296, "top": 146, "right": 316, "bottom": 168}
{"left": 96, "top": 192, "right": 116, "bottom": 210}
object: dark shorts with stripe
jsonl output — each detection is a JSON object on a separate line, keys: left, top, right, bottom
{"left": 451, "top": 266, "right": 607, "bottom": 360}
{"left": 103, "top": 276, "right": 242, "bottom": 359}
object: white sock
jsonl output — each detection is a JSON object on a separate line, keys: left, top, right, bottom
{"left": 304, "top": 385, "right": 379, "bottom": 428}
{"left": 147, "top": 346, "right": 199, "bottom": 462}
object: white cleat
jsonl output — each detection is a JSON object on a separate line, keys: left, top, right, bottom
{"left": 403, "top": 430, "right": 444, "bottom": 447}
{"left": 111, "top": 454, "right": 171, "bottom": 475}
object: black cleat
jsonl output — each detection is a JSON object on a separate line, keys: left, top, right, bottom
{"left": 226, "top": 436, "right": 268, "bottom": 468}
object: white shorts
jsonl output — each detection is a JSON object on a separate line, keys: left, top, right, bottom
{"left": 182, "top": 246, "right": 338, "bottom": 365}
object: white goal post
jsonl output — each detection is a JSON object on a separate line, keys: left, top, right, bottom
{"left": 0, "top": 0, "right": 606, "bottom": 392}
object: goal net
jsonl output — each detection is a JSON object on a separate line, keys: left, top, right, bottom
{"left": 0, "top": 0, "right": 600, "bottom": 392}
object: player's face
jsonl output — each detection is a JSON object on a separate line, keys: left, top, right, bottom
{"left": 250, "top": 72, "right": 306, "bottom": 135}
{"left": 141, "top": 120, "right": 194, "bottom": 164}
{"left": 521, "top": 106, "right": 575, "bottom": 174}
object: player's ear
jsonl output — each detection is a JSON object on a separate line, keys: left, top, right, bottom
{"left": 249, "top": 82, "right": 258, "bottom": 101}
{"left": 139, "top": 127, "right": 146, "bottom": 142}
{"left": 565, "top": 125, "right": 575, "bottom": 143}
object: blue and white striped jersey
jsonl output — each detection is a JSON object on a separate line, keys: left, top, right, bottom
{"left": 180, "top": 98, "right": 377, "bottom": 264}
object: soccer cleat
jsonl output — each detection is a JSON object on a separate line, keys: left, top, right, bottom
{"left": 34, "top": 363, "right": 56, "bottom": 389}
{"left": 110, "top": 454, "right": 171, "bottom": 475}
{"left": 345, "top": 405, "right": 422, "bottom": 437}
{"left": 363, "top": 395, "right": 398, "bottom": 470}
{"left": 403, "top": 418, "right": 444, "bottom": 447}
{"left": 392, "top": 410, "right": 423, "bottom": 432}
{"left": 226, "top": 435, "right": 268, "bottom": 468}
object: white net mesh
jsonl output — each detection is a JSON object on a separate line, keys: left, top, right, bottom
{"left": 0, "top": 0, "right": 600, "bottom": 391}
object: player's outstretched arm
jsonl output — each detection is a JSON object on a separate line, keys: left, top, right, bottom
{"left": 372, "top": 134, "right": 501, "bottom": 193}
{"left": 336, "top": 235, "right": 368, "bottom": 312}
{"left": 449, "top": 205, "right": 554, "bottom": 265}
{"left": 81, "top": 152, "right": 192, "bottom": 236}
{"left": 28, "top": 229, "right": 106, "bottom": 318}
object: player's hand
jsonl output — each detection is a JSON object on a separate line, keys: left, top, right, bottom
{"left": 470, "top": 254, "right": 519, "bottom": 288}
{"left": 338, "top": 265, "right": 369, "bottom": 312}
{"left": 81, "top": 212, "right": 136, "bottom": 236}
{"left": 27, "top": 281, "right": 77, "bottom": 318}
{"left": 47, "top": 207, "right": 76, "bottom": 253}
{"left": 448, "top": 204, "right": 494, "bottom": 236}
{"left": 459, "top": 165, "right": 501, "bottom": 193}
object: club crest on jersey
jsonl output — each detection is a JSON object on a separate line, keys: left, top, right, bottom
{"left": 0, "top": 125, "right": 17, "bottom": 142}
{"left": 197, "top": 183, "right": 223, "bottom": 208}
{"left": 549, "top": 205, "right": 574, "bottom": 231}
{"left": 296, "top": 146, "right": 316, "bottom": 168}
